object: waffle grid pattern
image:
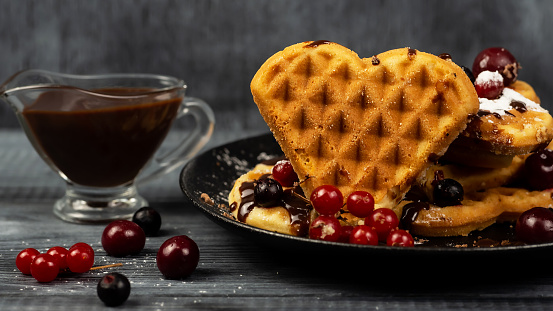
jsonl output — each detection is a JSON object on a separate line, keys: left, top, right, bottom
{"left": 252, "top": 42, "right": 479, "bottom": 208}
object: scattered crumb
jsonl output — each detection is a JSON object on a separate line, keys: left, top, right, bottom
{"left": 200, "top": 193, "right": 214, "bottom": 205}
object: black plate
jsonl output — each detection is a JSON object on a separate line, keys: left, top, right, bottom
{"left": 180, "top": 133, "right": 553, "bottom": 268}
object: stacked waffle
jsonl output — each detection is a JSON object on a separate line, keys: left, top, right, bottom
{"left": 229, "top": 41, "right": 553, "bottom": 237}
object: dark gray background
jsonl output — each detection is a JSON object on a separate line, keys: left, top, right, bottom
{"left": 1, "top": 0, "right": 552, "bottom": 134}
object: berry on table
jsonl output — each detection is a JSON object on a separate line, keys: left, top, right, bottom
{"left": 349, "top": 225, "right": 379, "bottom": 245}
{"left": 346, "top": 191, "right": 375, "bottom": 218}
{"left": 97, "top": 272, "right": 131, "bottom": 307}
{"left": 309, "top": 215, "right": 342, "bottom": 242}
{"left": 67, "top": 243, "right": 95, "bottom": 273}
{"left": 30, "top": 253, "right": 59, "bottom": 282}
{"left": 365, "top": 208, "right": 400, "bottom": 241}
{"left": 16, "top": 248, "right": 40, "bottom": 275}
{"left": 46, "top": 246, "right": 68, "bottom": 270}
{"left": 101, "top": 220, "right": 146, "bottom": 257}
{"left": 272, "top": 159, "right": 299, "bottom": 187}
{"left": 310, "top": 185, "right": 344, "bottom": 216}
{"left": 132, "top": 206, "right": 162, "bottom": 236}
{"left": 157, "top": 235, "right": 200, "bottom": 279}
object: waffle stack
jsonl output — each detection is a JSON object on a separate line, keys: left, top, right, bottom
{"left": 251, "top": 41, "right": 480, "bottom": 209}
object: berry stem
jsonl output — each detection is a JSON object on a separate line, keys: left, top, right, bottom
{"left": 291, "top": 191, "right": 311, "bottom": 205}
{"left": 89, "top": 263, "right": 123, "bottom": 271}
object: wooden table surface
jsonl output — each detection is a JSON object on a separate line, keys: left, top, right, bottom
{"left": 2, "top": 129, "right": 553, "bottom": 310}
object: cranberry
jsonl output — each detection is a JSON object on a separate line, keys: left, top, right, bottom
{"left": 272, "top": 159, "right": 299, "bottom": 187}
{"left": 67, "top": 243, "right": 95, "bottom": 273}
{"left": 254, "top": 178, "right": 283, "bottom": 207}
{"left": 525, "top": 149, "right": 553, "bottom": 191}
{"left": 474, "top": 71, "right": 504, "bottom": 99}
{"left": 310, "top": 185, "right": 344, "bottom": 216}
{"left": 346, "top": 191, "right": 375, "bottom": 218}
{"left": 101, "top": 220, "right": 146, "bottom": 257}
{"left": 386, "top": 229, "right": 415, "bottom": 247}
{"left": 472, "top": 47, "right": 519, "bottom": 86}
{"left": 349, "top": 225, "right": 379, "bottom": 245}
{"left": 46, "top": 246, "right": 69, "bottom": 270}
{"left": 16, "top": 248, "right": 40, "bottom": 275}
{"left": 309, "top": 215, "right": 342, "bottom": 242}
{"left": 132, "top": 206, "right": 162, "bottom": 236}
{"left": 365, "top": 208, "right": 399, "bottom": 241}
{"left": 516, "top": 207, "right": 553, "bottom": 244}
{"left": 30, "top": 254, "right": 59, "bottom": 282}
{"left": 157, "top": 235, "right": 200, "bottom": 279}
{"left": 97, "top": 272, "right": 131, "bottom": 306}
{"left": 433, "top": 178, "right": 464, "bottom": 207}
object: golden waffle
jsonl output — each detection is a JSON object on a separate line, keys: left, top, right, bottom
{"left": 251, "top": 41, "right": 480, "bottom": 209}
{"left": 393, "top": 187, "right": 553, "bottom": 237}
{"left": 419, "top": 154, "right": 528, "bottom": 201}
{"left": 443, "top": 80, "right": 553, "bottom": 165}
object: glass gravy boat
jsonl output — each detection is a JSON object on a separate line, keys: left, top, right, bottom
{"left": 1, "top": 69, "right": 214, "bottom": 223}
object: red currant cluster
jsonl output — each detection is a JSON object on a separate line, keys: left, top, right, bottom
{"left": 308, "top": 185, "right": 414, "bottom": 247}
{"left": 16, "top": 242, "right": 95, "bottom": 282}
{"left": 470, "top": 47, "right": 519, "bottom": 99}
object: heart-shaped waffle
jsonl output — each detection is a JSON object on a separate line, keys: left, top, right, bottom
{"left": 251, "top": 41, "right": 479, "bottom": 209}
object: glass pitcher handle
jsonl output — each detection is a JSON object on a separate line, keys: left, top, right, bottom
{"left": 136, "top": 97, "right": 215, "bottom": 185}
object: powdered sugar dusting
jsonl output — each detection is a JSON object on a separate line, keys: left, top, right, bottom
{"left": 475, "top": 70, "right": 503, "bottom": 86}
{"left": 479, "top": 88, "right": 547, "bottom": 116}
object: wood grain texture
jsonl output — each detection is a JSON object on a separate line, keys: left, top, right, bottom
{"left": 2, "top": 130, "right": 553, "bottom": 310}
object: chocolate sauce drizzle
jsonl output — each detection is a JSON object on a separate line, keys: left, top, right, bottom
{"left": 305, "top": 40, "right": 331, "bottom": 48}
{"left": 400, "top": 201, "right": 430, "bottom": 231}
{"left": 233, "top": 174, "right": 312, "bottom": 236}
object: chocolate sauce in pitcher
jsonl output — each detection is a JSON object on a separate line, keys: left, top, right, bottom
{"left": 22, "top": 87, "right": 182, "bottom": 187}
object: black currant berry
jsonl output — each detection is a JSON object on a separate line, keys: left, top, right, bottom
{"left": 461, "top": 66, "right": 475, "bottom": 84}
{"left": 525, "top": 149, "right": 553, "bottom": 191}
{"left": 97, "top": 272, "right": 131, "bottom": 307}
{"left": 433, "top": 178, "right": 464, "bottom": 207}
{"left": 516, "top": 207, "right": 553, "bottom": 244}
{"left": 254, "top": 178, "right": 283, "bottom": 207}
{"left": 132, "top": 206, "right": 162, "bottom": 236}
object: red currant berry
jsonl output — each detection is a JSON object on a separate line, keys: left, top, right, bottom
{"left": 346, "top": 191, "right": 375, "bottom": 218}
{"left": 67, "top": 244, "right": 95, "bottom": 273}
{"left": 474, "top": 71, "right": 504, "bottom": 99}
{"left": 386, "top": 229, "right": 415, "bottom": 247}
{"left": 272, "top": 159, "right": 299, "bottom": 187}
{"left": 472, "top": 47, "right": 519, "bottom": 86}
{"left": 15, "top": 248, "right": 40, "bottom": 275}
{"left": 525, "top": 149, "right": 553, "bottom": 191}
{"left": 102, "top": 220, "right": 146, "bottom": 257}
{"left": 310, "top": 185, "right": 344, "bottom": 216}
{"left": 349, "top": 225, "right": 379, "bottom": 245}
{"left": 97, "top": 272, "right": 131, "bottom": 307}
{"left": 30, "top": 253, "right": 59, "bottom": 282}
{"left": 309, "top": 215, "right": 342, "bottom": 242}
{"left": 516, "top": 207, "right": 553, "bottom": 244}
{"left": 365, "top": 208, "right": 400, "bottom": 242}
{"left": 46, "top": 246, "right": 68, "bottom": 270}
{"left": 157, "top": 235, "right": 200, "bottom": 279}
{"left": 70, "top": 242, "right": 94, "bottom": 255}
{"left": 338, "top": 225, "right": 354, "bottom": 243}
